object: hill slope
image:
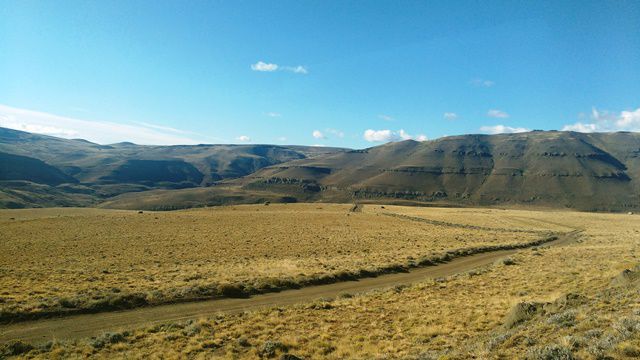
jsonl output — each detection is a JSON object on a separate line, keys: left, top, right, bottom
{"left": 0, "top": 127, "right": 346, "bottom": 207}
{"left": 3, "top": 127, "right": 639, "bottom": 211}
{"left": 232, "top": 131, "right": 639, "bottom": 211}
{"left": 0, "top": 127, "right": 344, "bottom": 185}
{"left": 0, "top": 152, "right": 78, "bottom": 185}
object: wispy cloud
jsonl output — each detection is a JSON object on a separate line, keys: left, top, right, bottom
{"left": 0, "top": 104, "right": 207, "bottom": 145}
{"left": 135, "top": 121, "right": 190, "bottom": 134}
{"left": 312, "top": 130, "right": 325, "bottom": 139}
{"left": 562, "top": 107, "right": 640, "bottom": 133}
{"left": 479, "top": 125, "right": 530, "bottom": 134}
{"left": 487, "top": 109, "right": 509, "bottom": 118}
{"left": 236, "top": 135, "right": 251, "bottom": 142}
{"left": 283, "top": 65, "right": 308, "bottom": 74}
{"left": 266, "top": 112, "right": 282, "bottom": 118}
{"left": 277, "top": 136, "right": 287, "bottom": 142}
{"left": 251, "top": 61, "right": 308, "bottom": 74}
{"left": 363, "top": 129, "right": 427, "bottom": 142}
{"left": 251, "top": 61, "right": 278, "bottom": 72}
{"left": 470, "top": 78, "right": 495, "bottom": 87}
{"left": 443, "top": 112, "right": 458, "bottom": 120}
{"left": 378, "top": 114, "right": 395, "bottom": 121}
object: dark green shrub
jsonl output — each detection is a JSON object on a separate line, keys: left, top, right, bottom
{"left": 1, "top": 340, "right": 34, "bottom": 357}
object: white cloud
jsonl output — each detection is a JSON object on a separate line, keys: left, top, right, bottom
{"left": 284, "top": 65, "right": 308, "bottom": 74}
{"left": 277, "top": 136, "right": 287, "bottom": 142}
{"left": 236, "top": 135, "right": 251, "bottom": 142}
{"left": 479, "top": 125, "right": 530, "bottom": 134}
{"left": 562, "top": 107, "right": 640, "bottom": 133}
{"left": 311, "top": 128, "right": 343, "bottom": 140}
{"left": 617, "top": 108, "right": 640, "bottom": 128}
{"left": 470, "top": 78, "right": 495, "bottom": 87}
{"left": 364, "top": 129, "right": 395, "bottom": 142}
{"left": 443, "top": 112, "right": 458, "bottom": 120}
{"left": 266, "top": 112, "right": 282, "bottom": 118}
{"left": 363, "top": 129, "right": 427, "bottom": 142}
{"left": 398, "top": 129, "right": 412, "bottom": 140}
{"left": 251, "top": 61, "right": 307, "bottom": 74}
{"left": 562, "top": 122, "right": 598, "bottom": 133}
{"left": 487, "top": 109, "right": 509, "bottom": 118}
{"left": 378, "top": 114, "right": 395, "bottom": 121}
{"left": 0, "top": 104, "right": 206, "bottom": 145}
{"left": 251, "top": 61, "right": 278, "bottom": 72}
{"left": 312, "top": 130, "right": 325, "bottom": 139}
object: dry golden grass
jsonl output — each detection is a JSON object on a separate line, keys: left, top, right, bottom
{"left": 6, "top": 207, "right": 639, "bottom": 359}
{"left": 0, "top": 204, "right": 549, "bottom": 320}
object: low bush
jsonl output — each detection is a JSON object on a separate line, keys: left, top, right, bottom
{"left": 0, "top": 340, "right": 34, "bottom": 357}
{"left": 260, "top": 340, "right": 288, "bottom": 358}
{"left": 218, "top": 283, "right": 248, "bottom": 298}
{"left": 547, "top": 310, "right": 577, "bottom": 328}
{"left": 526, "top": 344, "right": 574, "bottom": 360}
{"left": 89, "top": 331, "right": 128, "bottom": 349}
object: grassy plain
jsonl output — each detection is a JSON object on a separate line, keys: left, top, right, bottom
{"left": 0, "top": 204, "right": 550, "bottom": 321}
{"left": 2, "top": 206, "right": 639, "bottom": 359}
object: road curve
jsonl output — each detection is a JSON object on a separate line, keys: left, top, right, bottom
{"left": 0, "top": 231, "right": 580, "bottom": 344}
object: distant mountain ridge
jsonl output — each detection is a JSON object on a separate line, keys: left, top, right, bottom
{"left": 1, "top": 127, "right": 639, "bottom": 211}
{"left": 235, "top": 131, "right": 640, "bottom": 211}
{"left": 0, "top": 127, "right": 346, "bottom": 208}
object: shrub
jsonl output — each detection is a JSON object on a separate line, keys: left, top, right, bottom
{"left": 88, "top": 293, "right": 148, "bottom": 311}
{"left": 618, "top": 342, "right": 640, "bottom": 357}
{"left": 503, "top": 302, "right": 542, "bottom": 329}
{"left": 547, "top": 310, "right": 577, "bottom": 328}
{"left": 1, "top": 340, "right": 34, "bottom": 357}
{"left": 90, "top": 331, "right": 128, "bottom": 349}
{"left": 57, "top": 297, "right": 78, "bottom": 308}
{"left": 561, "top": 335, "right": 585, "bottom": 350}
{"left": 182, "top": 322, "right": 202, "bottom": 337}
{"left": 526, "top": 344, "right": 575, "bottom": 360}
{"left": 218, "top": 283, "right": 248, "bottom": 298}
{"left": 260, "top": 340, "right": 287, "bottom": 358}
{"left": 584, "top": 329, "right": 603, "bottom": 339}
{"left": 486, "top": 331, "right": 513, "bottom": 350}
{"left": 237, "top": 337, "right": 251, "bottom": 347}
{"left": 614, "top": 317, "right": 640, "bottom": 339}
{"left": 280, "top": 355, "right": 303, "bottom": 360}
{"left": 587, "top": 334, "right": 619, "bottom": 358}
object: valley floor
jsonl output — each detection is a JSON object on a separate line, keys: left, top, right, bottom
{"left": 0, "top": 205, "right": 639, "bottom": 359}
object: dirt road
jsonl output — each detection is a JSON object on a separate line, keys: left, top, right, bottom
{"left": 0, "top": 231, "right": 580, "bottom": 344}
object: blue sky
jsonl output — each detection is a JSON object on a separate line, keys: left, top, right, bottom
{"left": 1, "top": 0, "right": 639, "bottom": 147}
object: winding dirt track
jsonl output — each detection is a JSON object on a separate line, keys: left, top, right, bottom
{"left": 0, "top": 231, "right": 580, "bottom": 344}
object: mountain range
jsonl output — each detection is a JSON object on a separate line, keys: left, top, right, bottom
{"left": 1, "top": 127, "right": 639, "bottom": 211}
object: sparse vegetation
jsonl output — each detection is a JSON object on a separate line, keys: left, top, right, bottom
{"left": 0, "top": 204, "right": 553, "bottom": 321}
{"left": 1, "top": 205, "right": 638, "bottom": 359}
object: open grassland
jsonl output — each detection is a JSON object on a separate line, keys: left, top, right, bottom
{"left": 2, "top": 208, "right": 639, "bottom": 359}
{"left": 0, "top": 204, "right": 554, "bottom": 322}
